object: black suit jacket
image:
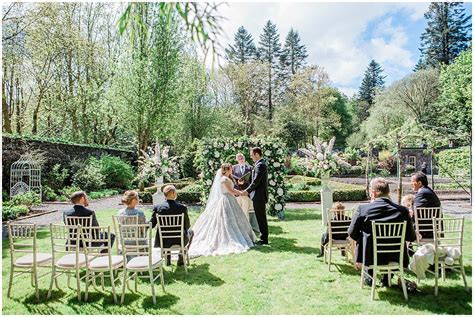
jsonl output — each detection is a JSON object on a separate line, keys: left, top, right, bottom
{"left": 150, "top": 200, "right": 191, "bottom": 248}
{"left": 63, "top": 205, "right": 100, "bottom": 227}
{"left": 245, "top": 159, "right": 268, "bottom": 202}
{"left": 232, "top": 163, "right": 253, "bottom": 190}
{"left": 348, "top": 197, "right": 416, "bottom": 267}
{"left": 414, "top": 186, "right": 441, "bottom": 208}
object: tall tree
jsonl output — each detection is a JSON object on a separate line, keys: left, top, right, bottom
{"left": 357, "top": 59, "right": 386, "bottom": 121}
{"left": 279, "top": 28, "right": 308, "bottom": 76}
{"left": 419, "top": 2, "right": 471, "bottom": 67}
{"left": 258, "top": 20, "right": 281, "bottom": 121}
{"left": 225, "top": 26, "right": 257, "bottom": 64}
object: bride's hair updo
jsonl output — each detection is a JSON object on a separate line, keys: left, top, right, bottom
{"left": 221, "top": 163, "right": 232, "bottom": 173}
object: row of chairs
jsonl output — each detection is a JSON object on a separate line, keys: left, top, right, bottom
{"left": 322, "top": 207, "right": 468, "bottom": 300}
{"left": 7, "top": 214, "right": 190, "bottom": 304}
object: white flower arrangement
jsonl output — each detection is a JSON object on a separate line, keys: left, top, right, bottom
{"left": 277, "top": 188, "right": 284, "bottom": 196}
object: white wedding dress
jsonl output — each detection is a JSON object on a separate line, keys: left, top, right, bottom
{"left": 189, "top": 169, "right": 256, "bottom": 257}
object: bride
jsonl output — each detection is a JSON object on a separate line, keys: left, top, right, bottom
{"left": 189, "top": 163, "right": 256, "bottom": 257}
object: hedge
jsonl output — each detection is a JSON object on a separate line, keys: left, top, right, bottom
{"left": 286, "top": 188, "right": 367, "bottom": 202}
{"left": 287, "top": 175, "right": 321, "bottom": 186}
{"left": 436, "top": 147, "right": 470, "bottom": 178}
{"left": 139, "top": 189, "right": 201, "bottom": 204}
{"left": 2, "top": 204, "right": 29, "bottom": 221}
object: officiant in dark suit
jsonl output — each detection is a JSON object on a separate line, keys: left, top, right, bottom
{"left": 232, "top": 153, "right": 260, "bottom": 236}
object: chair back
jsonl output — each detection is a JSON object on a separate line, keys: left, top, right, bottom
{"left": 433, "top": 217, "right": 464, "bottom": 252}
{"left": 50, "top": 224, "right": 82, "bottom": 259}
{"left": 327, "top": 209, "right": 353, "bottom": 242}
{"left": 414, "top": 207, "right": 442, "bottom": 241}
{"left": 8, "top": 223, "right": 37, "bottom": 257}
{"left": 65, "top": 215, "right": 94, "bottom": 227}
{"left": 371, "top": 221, "right": 407, "bottom": 266}
{"left": 118, "top": 223, "right": 152, "bottom": 258}
{"left": 80, "top": 225, "right": 113, "bottom": 266}
{"left": 157, "top": 214, "right": 185, "bottom": 249}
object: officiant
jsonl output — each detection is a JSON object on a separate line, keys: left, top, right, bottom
{"left": 232, "top": 153, "right": 261, "bottom": 236}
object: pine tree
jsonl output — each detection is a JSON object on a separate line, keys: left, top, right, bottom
{"left": 258, "top": 20, "right": 281, "bottom": 121}
{"left": 357, "top": 60, "right": 386, "bottom": 121}
{"left": 279, "top": 28, "right": 308, "bottom": 76}
{"left": 419, "top": 2, "right": 471, "bottom": 68}
{"left": 413, "top": 58, "right": 426, "bottom": 72}
{"left": 225, "top": 26, "right": 257, "bottom": 64}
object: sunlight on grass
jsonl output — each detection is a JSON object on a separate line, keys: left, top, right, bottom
{"left": 2, "top": 208, "right": 472, "bottom": 314}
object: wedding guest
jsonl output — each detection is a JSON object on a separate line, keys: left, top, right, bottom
{"left": 348, "top": 178, "right": 416, "bottom": 287}
{"left": 150, "top": 185, "right": 193, "bottom": 266}
{"left": 401, "top": 194, "right": 415, "bottom": 218}
{"left": 63, "top": 191, "right": 115, "bottom": 251}
{"left": 411, "top": 172, "right": 441, "bottom": 239}
{"left": 317, "top": 202, "right": 351, "bottom": 257}
{"left": 117, "top": 190, "right": 146, "bottom": 223}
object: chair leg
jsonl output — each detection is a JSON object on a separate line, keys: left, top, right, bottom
{"left": 328, "top": 246, "right": 332, "bottom": 271}
{"left": 7, "top": 265, "right": 14, "bottom": 298}
{"left": 101, "top": 272, "right": 105, "bottom": 290}
{"left": 110, "top": 269, "right": 117, "bottom": 304}
{"left": 160, "top": 263, "right": 165, "bottom": 292}
{"left": 33, "top": 266, "right": 39, "bottom": 301}
{"left": 121, "top": 270, "right": 127, "bottom": 305}
{"left": 387, "top": 270, "right": 392, "bottom": 287}
{"left": 149, "top": 269, "right": 156, "bottom": 305}
{"left": 459, "top": 258, "right": 468, "bottom": 290}
{"left": 134, "top": 273, "right": 138, "bottom": 292}
{"left": 31, "top": 271, "right": 35, "bottom": 287}
{"left": 76, "top": 269, "right": 82, "bottom": 302}
{"left": 85, "top": 271, "right": 90, "bottom": 301}
{"left": 441, "top": 264, "right": 446, "bottom": 282}
{"left": 48, "top": 267, "right": 56, "bottom": 299}
{"left": 360, "top": 267, "right": 364, "bottom": 289}
{"left": 182, "top": 249, "right": 188, "bottom": 274}
{"left": 371, "top": 269, "right": 377, "bottom": 301}
{"left": 67, "top": 272, "right": 71, "bottom": 288}
{"left": 434, "top": 256, "right": 439, "bottom": 296}
{"left": 399, "top": 271, "right": 408, "bottom": 301}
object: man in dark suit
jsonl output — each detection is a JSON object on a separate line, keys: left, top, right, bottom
{"left": 242, "top": 147, "right": 269, "bottom": 245}
{"left": 63, "top": 191, "right": 114, "bottom": 251}
{"left": 411, "top": 171, "right": 441, "bottom": 239}
{"left": 348, "top": 178, "right": 416, "bottom": 286}
{"left": 150, "top": 185, "right": 193, "bottom": 266}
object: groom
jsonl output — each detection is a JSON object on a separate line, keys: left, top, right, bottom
{"left": 242, "top": 147, "right": 269, "bottom": 245}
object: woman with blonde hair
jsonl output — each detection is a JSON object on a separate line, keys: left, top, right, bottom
{"left": 117, "top": 190, "right": 146, "bottom": 223}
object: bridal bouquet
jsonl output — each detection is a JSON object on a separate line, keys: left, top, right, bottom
{"left": 298, "top": 136, "right": 350, "bottom": 177}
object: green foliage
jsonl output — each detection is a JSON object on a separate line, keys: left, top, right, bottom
{"left": 44, "top": 164, "right": 70, "bottom": 191}
{"left": 287, "top": 175, "right": 321, "bottom": 186}
{"left": 176, "top": 190, "right": 201, "bottom": 203}
{"left": 432, "top": 49, "right": 472, "bottom": 137}
{"left": 436, "top": 147, "right": 470, "bottom": 178}
{"left": 287, "top": 157, "right": 315, "bottom": 177}
{"left": 59, "top": 186, "right": 83, "bottom": 199}
{"left": 98, "top": 155, "right": 134, "bottom": 189}
{"left": 180, "top": 143, "right": 199, "bottom": 179}
{"left": 2, "top": 204, "right": 29, "bottom": 221}
{"left": 286, "top": 188, "right": 366, "bottom": 202}
{"left": 72, "top": 158, "right": 105, "bottom": 192}
{"left": 279, "top": 28, "right": 308, "bottom": 77}
{"left": 89, "top": 189, "right": 120, "bottom": 200}
{"left": 356, "top": 59, "right": 385, "bottom": 122}
{"left": 404, "top": 164, "right": 415, "bottom": 175}
{"left": 225, "top": 26, "right": 258, "bottom": 64}
{"left": 138, "top": 191, "right": 153, "bottom": 204}
{"left": 10, "top": 192, "right": 41, "bottom": 207}
{"left": 42, "top": 185, "right": 58, "bottom": 201}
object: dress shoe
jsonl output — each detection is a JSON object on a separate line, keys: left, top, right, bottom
{"left": 364, "top": 277, "right": 373, "bottom": 286}
{"left": 256, "top": 240, "right": 268, "bottom": 245}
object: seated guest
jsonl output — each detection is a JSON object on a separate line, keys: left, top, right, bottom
{"left": 411, "top": 172, "right": 441, "bottom": 239}
{"left": 63, "top": 191, "right": 114, "bottom": 252}
{"left": 317, "top": 202, "right": 351, "bottom": 257}
{"left": 348, "top": 178, "right": 416, "bottom": 287}
{"left": 401, "top": 194, "right": 415, "bottom": 218}
{"left": 118, "top": 190, "right": 146, "bottom": 223}
{"left": 150, "top": 185, "right": 194, "bottom": 266}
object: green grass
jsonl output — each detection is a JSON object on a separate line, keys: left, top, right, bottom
{"left": 2, "top": 208, "right": 472, "bottom": 314}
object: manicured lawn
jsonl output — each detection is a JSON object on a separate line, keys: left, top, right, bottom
{"left": 2, "top": 208, "right": 472, "bottom": 314}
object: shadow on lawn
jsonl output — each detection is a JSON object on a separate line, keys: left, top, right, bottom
{"left": 271, "top": 211, "right": 321, "bottom": 222}
{"left": 377, "top": 284, "right": 472, "bottom": 314}
{"left": 268, "top": 225, "right": 286, "bottom": 235}
{"left": 254, "top": 237, "right": 318, "bottom": 255}
{"left": 165, "top": 263, "right": 225, "bottom": 287}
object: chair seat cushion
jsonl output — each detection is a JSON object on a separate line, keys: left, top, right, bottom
{"left": 126, "top": 254, "right": 162, "bottom": 270}
{"left": 89, "top": 256, "right": 123, "bottom": 269}
{"left": 56, "top": 253, "right": 94, "bottom": 268}
{"left": 15, "top": 253, "right": 52, "bottom": 266}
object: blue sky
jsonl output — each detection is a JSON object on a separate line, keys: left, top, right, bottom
{"left": 216, "top": 2, "right": 472, "bottom": 97}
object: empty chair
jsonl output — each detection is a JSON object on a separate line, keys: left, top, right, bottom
{"left": 432, "top": 217, "right": 468, "bottom": 296}
{"left": 7, "top": 223, "right": 53, "bottom": 300}
{"left": 81, "top": 226, "right": 123, "bottom": 303}
{"left": 48, "top": 224, "right": 93, "bottom": 301}
{"left": 157, "top": 214, "right": 190, "bottom": 273}
{"left": 360, "top": 221, "right": 409, "bottom": 301}
{"left": 118, "top": 223, "right": 165, "bottom": 304}
{"left": 323, "top": 209, "right": 353, "bottom": 271}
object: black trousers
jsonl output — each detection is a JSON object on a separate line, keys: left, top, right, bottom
{"left": 253, "top": 200, "right": 268, "bottom": 243}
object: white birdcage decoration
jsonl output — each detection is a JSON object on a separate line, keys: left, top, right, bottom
{"left": 10, "top": 154, "right": 42, "bottom": 199}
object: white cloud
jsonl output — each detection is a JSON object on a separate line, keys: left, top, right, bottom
{"left": 215, "top": 2, "right": 426, "bottom": 94}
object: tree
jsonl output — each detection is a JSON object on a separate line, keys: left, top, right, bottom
{"left": 279, "top": 28, "right": 308, "bottom": 76}
{"left": 431, "top": 48, "right": 472, "bottom": 137}
{"left": 419, "top": 2, "right": 471, "bottom": 67}
{"left": 258, "top": 20, "right": 281, "bottom": 121}
{"left": 225, "top": 26, "right": 257, "bottom": 64}
{"left": 356, "top": 59, "right": 386, "bottom": 121}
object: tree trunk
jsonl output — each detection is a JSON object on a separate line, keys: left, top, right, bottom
{"left": 2, "top": 79, "right": 12, "bottom": 133}
{"left": 397, "top": 142, "right": 402, "bottom": 204}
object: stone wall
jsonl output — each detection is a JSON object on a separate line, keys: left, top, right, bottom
{"left": 2, "top": 135, "right": 137, "bottom": 191}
